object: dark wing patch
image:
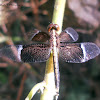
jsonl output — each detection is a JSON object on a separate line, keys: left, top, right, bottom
{"left": 21, "top": 44, "right": 51, "bottom": 62}
{"left": 59, "top": 27, "right": 79, "bottom": 42}
{"left": 59, "top": 42, "right": 100, "bottom": 63}
{"left": 28, "top": 29, "right": 50, "bottom": 42}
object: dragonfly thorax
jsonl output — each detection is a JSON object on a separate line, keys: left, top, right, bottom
{"left": 49, "top": 30, "right": 60, "bottom": 50}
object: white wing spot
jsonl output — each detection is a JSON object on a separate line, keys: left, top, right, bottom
{"left": 17, "top": 45, "right": 23, "bottom": 61}
{"left": 81, "top": 43, "right": 87, "bottom": 62}
{"left": 66, "top": 30, "right": 75, "bottom": 41}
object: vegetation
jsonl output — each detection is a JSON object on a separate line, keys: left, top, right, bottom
{"left": 0, "top": 0, "right": 100, "bottom": 100}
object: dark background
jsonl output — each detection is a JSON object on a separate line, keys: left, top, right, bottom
{"left": 0, "top": 0, "right": 100, "bottom": 100}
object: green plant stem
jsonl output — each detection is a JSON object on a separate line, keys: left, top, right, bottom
{"left": 40, "top": 53, "right": 55, "bottom": 100}
{"left": 40, "top": 0, "right": 66, "bottom": 100}
{"left": 52, "top": 0, "right": 66, "bottom": 34}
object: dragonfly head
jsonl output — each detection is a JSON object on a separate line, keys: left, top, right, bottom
{"left": 47, "top": 23, "right": 60, "bottom": 32}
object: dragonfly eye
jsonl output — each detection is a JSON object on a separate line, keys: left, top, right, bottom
{"left": 47, "top": 23, "right": 60, "bottom": 32}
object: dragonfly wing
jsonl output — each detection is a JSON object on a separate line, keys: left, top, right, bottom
{"left": 21, "top": 44, "right": 51, "bottom": 62}
{"left": 0, "top": 44, "right": 51, "bottom": 62}
{"left": 59, "top": 42, "right": 100, "bottom": 63}
{"left": 0, "top": 45, "right": 23, "bottom": 62}
{"left": 28, "top": 29, "right": 50, "bottom": 42}
{"left": 59, "top": 27, "right": 79, "bottom": 42}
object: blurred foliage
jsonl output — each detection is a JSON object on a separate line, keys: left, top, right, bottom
{"left": 0, "top": 0, "right": 100, "bottom": 100}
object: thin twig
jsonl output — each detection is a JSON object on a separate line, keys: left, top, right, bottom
{"left": 16, "top": 73, "right": 27, "bottom": 100}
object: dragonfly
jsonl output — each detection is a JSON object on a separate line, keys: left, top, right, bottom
{"left": 0, "top": 23, "right": 100, "bottom": 96}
